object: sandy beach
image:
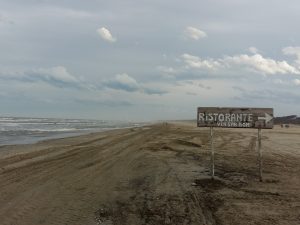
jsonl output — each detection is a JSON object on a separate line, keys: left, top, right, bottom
{"left": 0, "top": 122, "right": 299, "bottom": 225}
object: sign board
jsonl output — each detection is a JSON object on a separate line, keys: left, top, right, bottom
{"left": 197, "top": 107, "right": 274, "bottom": 129}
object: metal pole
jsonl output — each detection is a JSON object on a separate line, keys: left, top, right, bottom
{"left": 210, "top": 126, "right": 215, "bottom": 179}
{"left": 258, "top": 128, "right": 263, "bottom": 182}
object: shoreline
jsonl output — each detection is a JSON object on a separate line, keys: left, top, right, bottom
{"left": 0, "top": 125, "right": 151, "bottom": 159}
{"left": 0, "top": 124, "right": 148, "bottom": 150}
{"left": 0, "top": 116, "right": 149, "bottom": 147}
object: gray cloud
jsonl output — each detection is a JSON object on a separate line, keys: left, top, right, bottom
{"left": 73, "top": 98, "right": 133, "bottom": 107}
{"left": 103, "top": 73, "right": 167, "bottom": 95}
{"left": 104, "top": 73, "right": 139, "bottom": 92}
{"left": 198, "top": 83, "right": 211, "bottom": 90}
{"left": 0, "top": 13, "right": 14, "bottom": 24}
{"left": 233, "top": 87, "right": 300, "bottom": 104}
{"left": 0, "top": 66, "right": 90, "bottom": 89}
{"left": 143, "top": 87, "right": 168, "bottom": 95}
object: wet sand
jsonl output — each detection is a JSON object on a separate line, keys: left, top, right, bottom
{"left": 0, "top": 123, "right": 299, "bottom": 225}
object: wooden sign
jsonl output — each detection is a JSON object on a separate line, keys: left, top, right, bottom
{"left": 197, "top": 107, "right": 274, "bottom": 129}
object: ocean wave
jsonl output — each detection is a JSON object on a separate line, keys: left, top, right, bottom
{"left": 0, "top": 116, "right": 145, "bottom": 146}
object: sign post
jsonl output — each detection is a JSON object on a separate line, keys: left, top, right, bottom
{"left": 210, "top": 126, "right": 215, "bottom": 179}
{"left": 197, "top": 107, "right": 274, "bottom": 181}
{"left": 258, "top": 128, "right": 262, "bottom": 182}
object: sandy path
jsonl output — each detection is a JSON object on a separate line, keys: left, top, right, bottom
{"left": 0, "top": 123, "right": 299, "bottom": 225}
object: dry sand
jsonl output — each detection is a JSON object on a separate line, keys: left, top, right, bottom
{"left": 0, "top": 123, "right": 299, "bottom": 225}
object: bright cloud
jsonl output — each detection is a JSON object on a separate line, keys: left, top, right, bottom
{"left": 182, "top": 54, "right": 221, "bottom": 70}
{"left": 179, "top": 51, "right": 300, "bottom": 75}
{"left": 157, "top": 66, "right": 180, "bottom": 78}
{"left": 224, "top": 54, "right": 300, "bottom": 75}
{"left": 293, "top": 79, "right": 300, "bottom": 86}
{"left": 184, "top": 26, "right": 207, "bottom": 40}
{"left": 282, "top": 46, "right": 300, "bottom": 65}
{"left": 97, "top": 27, "right": 116, "bottom": 43}
{"left": 248, "top": 47, "right": 259, "bottom": 54}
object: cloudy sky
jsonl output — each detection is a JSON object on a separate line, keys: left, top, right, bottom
{"left": 1, "top": 0, "right": 300, "bottom": 121}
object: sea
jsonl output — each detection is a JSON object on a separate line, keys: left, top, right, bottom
{"left": 0, "top": 117, "right": 143, "bottom": 146}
